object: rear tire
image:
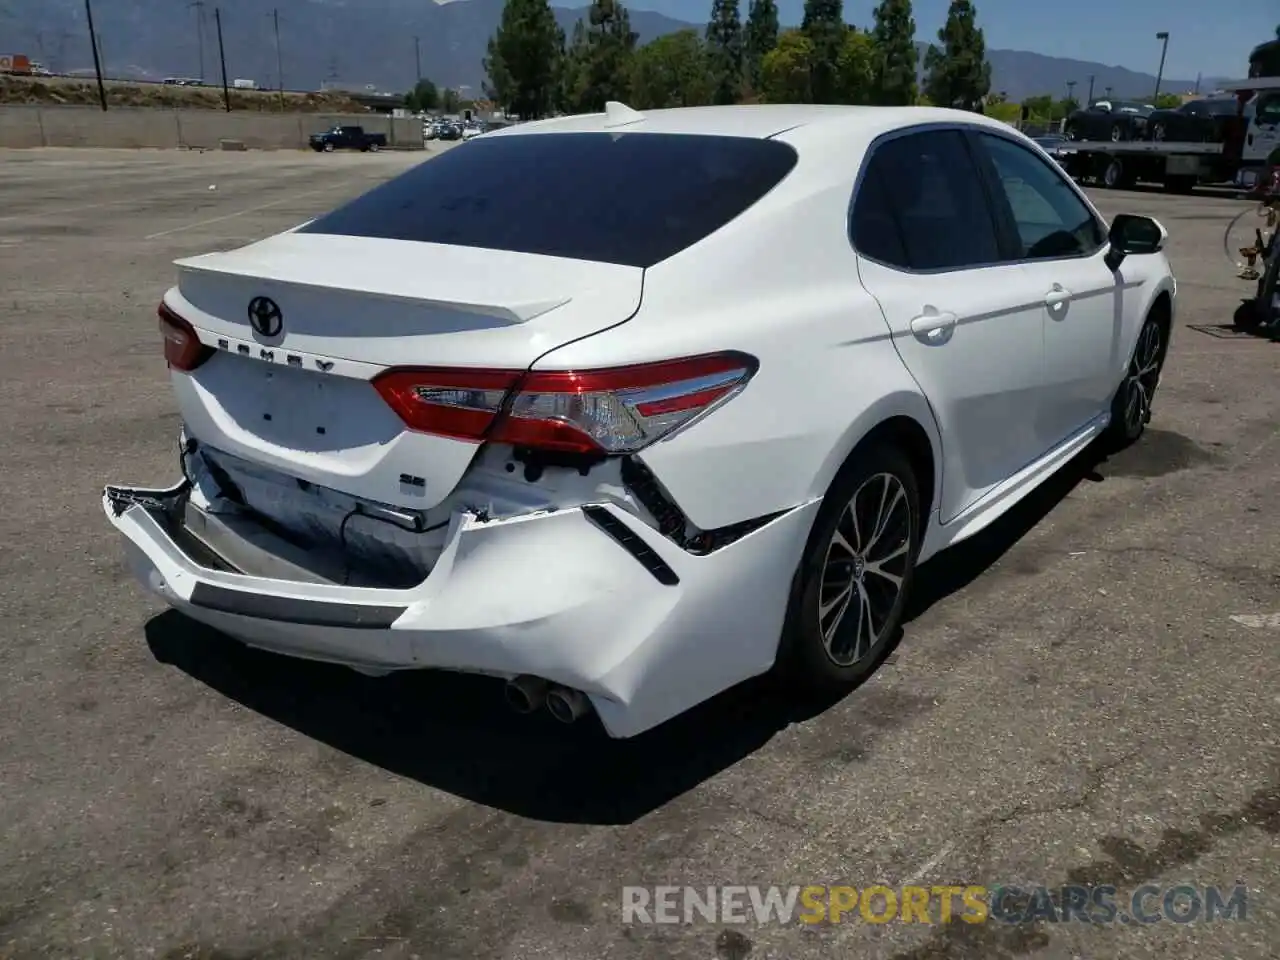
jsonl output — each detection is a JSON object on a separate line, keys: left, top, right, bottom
{"left": 1110, "top": 122, "right": 1124, "bottom": 142}
{"left": 1102, "top": 158, "right": 1124, "bottom": 189}
{"left": 778, "top": 444, "right": 921, "bottom": 692}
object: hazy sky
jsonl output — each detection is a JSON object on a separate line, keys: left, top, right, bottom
{"left": 628, "top": 0, "right": 1278, "bottom": 80}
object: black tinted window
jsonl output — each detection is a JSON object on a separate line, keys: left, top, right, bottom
{"left": 979, "top": 133, "right": 1106, "bottom": 260}
{"left": 850, "top": 162, "right": 908, "bottom": 267}
{"left": 300, "top": 132, "right": 798, "bottom": 268}
{"left": 854, "top": 129, "right": 1002, "bottom": 271}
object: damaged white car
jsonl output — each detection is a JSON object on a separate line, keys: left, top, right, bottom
{"left": 107, "top": 103, "right": 1175, "bottom": 738}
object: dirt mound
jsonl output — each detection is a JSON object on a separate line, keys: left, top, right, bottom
{"left": 0, "top": 74, "right": 368, "bottom": 113}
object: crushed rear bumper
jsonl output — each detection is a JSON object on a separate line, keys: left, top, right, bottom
{"left": 104, "top": 480, "right": 819, "bottom": 738}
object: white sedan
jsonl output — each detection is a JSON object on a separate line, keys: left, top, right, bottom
{"left": 106, "top": 103, "right": 1175, "bottom": 738}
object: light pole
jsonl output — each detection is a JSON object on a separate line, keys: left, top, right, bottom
{"left": 1153, "top": 31, "right": 1169, "bottom": 100}
{"left": 84, "top": 0, "right": 107, "bottom": 111}
{"left": 1066, "top": 80, "right": 1076, "bottom": 106}
{"left": 414, "top": 35, "right": 422, "bottom": 84}
{"left": 1086, "top": 75, "right": 1095, "bottom": 104}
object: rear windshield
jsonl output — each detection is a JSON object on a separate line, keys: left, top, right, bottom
{"left": 299, "top": 132, "right": 798, "bottom": 268}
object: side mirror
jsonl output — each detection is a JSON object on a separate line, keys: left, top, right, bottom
{"left": 1105, "top": 214, "right": 1167, "bottom": 271}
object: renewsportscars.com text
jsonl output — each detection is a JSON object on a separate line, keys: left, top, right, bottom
{"left": 621, "top": 884, "right": 1248, "bottom": 925}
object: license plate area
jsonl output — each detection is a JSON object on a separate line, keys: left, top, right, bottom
{"left": 204, "top": 351, "right": 400, "bottom": 453}
{"left": 252, "top": 361, "right": 341, "bottom": 442}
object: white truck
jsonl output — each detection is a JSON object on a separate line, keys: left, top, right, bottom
{"left": 232, "top": 78, "right": 257, "bottom": 90}
{"left": 1058, "top": 76, "right": 1280, "bottom": 193}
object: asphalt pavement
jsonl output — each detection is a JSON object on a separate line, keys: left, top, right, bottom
{"left": 0, "top": 147, "right": 1277, "bottom": 960}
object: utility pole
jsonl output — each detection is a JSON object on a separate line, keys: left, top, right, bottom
{"left": 414, "top": 35, "right": 422, "bottom": 83}
{"left": 1066, "top": 80, "right": 1076, "bottom": 105}
{"left": 1153, "top": 31, "right": 1169, "bottom": 100}
{"left": 191, "top": 0, "right": 206, "bottom": 83}
{"left": 214, "top": 7, "right": 230, "bottom": 112}
{"left": 84, "top": 0, "right": 107, "bottom": 111}
{"left": 273, "top": 8, "right": 285, "bottom": 108}
{"left": 1086, "top": 74, "right": 1095, "bottom": 104}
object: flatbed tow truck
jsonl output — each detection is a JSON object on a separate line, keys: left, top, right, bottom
{"left": 1058, "top": 76, "right": 1280, "bottom": 192}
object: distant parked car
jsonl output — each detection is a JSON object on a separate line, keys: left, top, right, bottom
{"left": 1147, "top": 97, "right": 1254, "bottom": 142}
{"left": 1064, "top": 100, "right": 1154, "bottom": 142}
{"left": 309, "top": 125, "right": 387, "bottom": 153}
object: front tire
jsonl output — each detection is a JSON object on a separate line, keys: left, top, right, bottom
{"left": 779, "top": 445, "right": 921, "bottom": 691}
{"left": 1105, "top": 310, "right": 1166, "bottom": 448}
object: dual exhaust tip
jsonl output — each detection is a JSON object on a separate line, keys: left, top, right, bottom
{"left": 504, "top": 675, "right": 591, "bottom": 724}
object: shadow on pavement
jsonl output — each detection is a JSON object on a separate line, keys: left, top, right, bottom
{"left": 146, "top": 440, "right": 1124, "bottom": 826}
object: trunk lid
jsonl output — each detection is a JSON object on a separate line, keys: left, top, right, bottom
{"left": 168, "top": 233, "right": 643, "bottom": 511}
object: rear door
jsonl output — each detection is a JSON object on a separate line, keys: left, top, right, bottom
{"left": 969, "top": 130, "right": 1123, "bottom": 449}
{"left": 852, "top": 128, "right": 1049, "bottom": 524}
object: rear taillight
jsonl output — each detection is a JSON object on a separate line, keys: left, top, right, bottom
{"left": 372, "top": 352, "right": 757, "bottom": 454}
{"left": 158, "top": 302, "right": 212, "bottom": 372}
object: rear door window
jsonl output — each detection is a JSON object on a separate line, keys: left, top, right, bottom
{"left": 300, "top": 132, "right": 798, "bottom": 268}
{"left": 851, "top": 129, "right": 1003, "bottom": 271}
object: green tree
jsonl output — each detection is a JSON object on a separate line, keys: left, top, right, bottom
{"left": 743, "top": 0, "right": 780, "bottom": 94}
{"left": 922, "top": 0, "right": 989, "bottom": 111}
{"left": 1153, "top": 92, "right": 1181, "bottom": 109}
{"left": 705, "top": 0, "right": 744, "bottom": 104}
{"left": 405, "top": 79, "right": 440, "bottom": 112}
{"left": 869, "top": 0, "right": 917, "bottom": 106}
{"left": 630, "top": 30, "right": 715, "bottom": 108}
{"left": 985, "top": 99, "right": 1020, "bottom": 124}
{"left": 441, "top": 87, "right": 462, "bottom": 114}
{"left": 1056, "top": 96, "right": 1079, "bottom": 118}
{"left": 484, "top": 0, "right": 565, "bottom": 120}
{"left": 562, "top": 0, "right": 638, "bottom": 113}
{"left": 759, "top": 28, "right": 813, "bottom": 102}
{"left": 801, "top": 0, "right": 844, "bottom": 104}
{"left": 1021, "top": 93, "right": 1052, "bottom": 122}
{"left": 835, "top": 27, "right": 875, "bottom": 104}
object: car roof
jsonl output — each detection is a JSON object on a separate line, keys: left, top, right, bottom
{"left": 481, "top": 103, "right": 1020, "bottom": 145}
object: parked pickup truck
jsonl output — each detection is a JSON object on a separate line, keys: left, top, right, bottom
{"left": 309, "top": 125, "right": 387, "bottom": 153}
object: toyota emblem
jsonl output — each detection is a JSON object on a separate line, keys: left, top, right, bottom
{"left": 247, "top": 296, "right": 283, "bottom": 338}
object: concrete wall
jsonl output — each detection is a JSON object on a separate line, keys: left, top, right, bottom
{"left": 0, "top": 106, "right": 424, "bottom": 150}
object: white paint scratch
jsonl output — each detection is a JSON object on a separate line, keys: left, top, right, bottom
{"left": 903, "top": 841, "right": 957, "bottom": 885}
{"left": 144, "top": 183, "right": 342, "bottom": 240}
{"left": 1230, "top": 614, "right": 1280, "bottom": 629}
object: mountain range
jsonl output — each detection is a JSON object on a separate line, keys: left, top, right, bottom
{"left": 0, "top": 0, "right": 1223, "bottom": 103}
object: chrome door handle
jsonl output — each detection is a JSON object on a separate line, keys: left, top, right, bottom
{"left": 1044, "top": 284, "right": 1072, "bottom": 309}
{"left": 909, "top": 311, "right": 957, "bottom": 343}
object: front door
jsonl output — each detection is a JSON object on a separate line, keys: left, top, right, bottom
{"left": 851, "top": 128, "right": 1049, "bottom": 524}
{"left": 970, "top": 130, "right": 1126, "bottom": 447}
